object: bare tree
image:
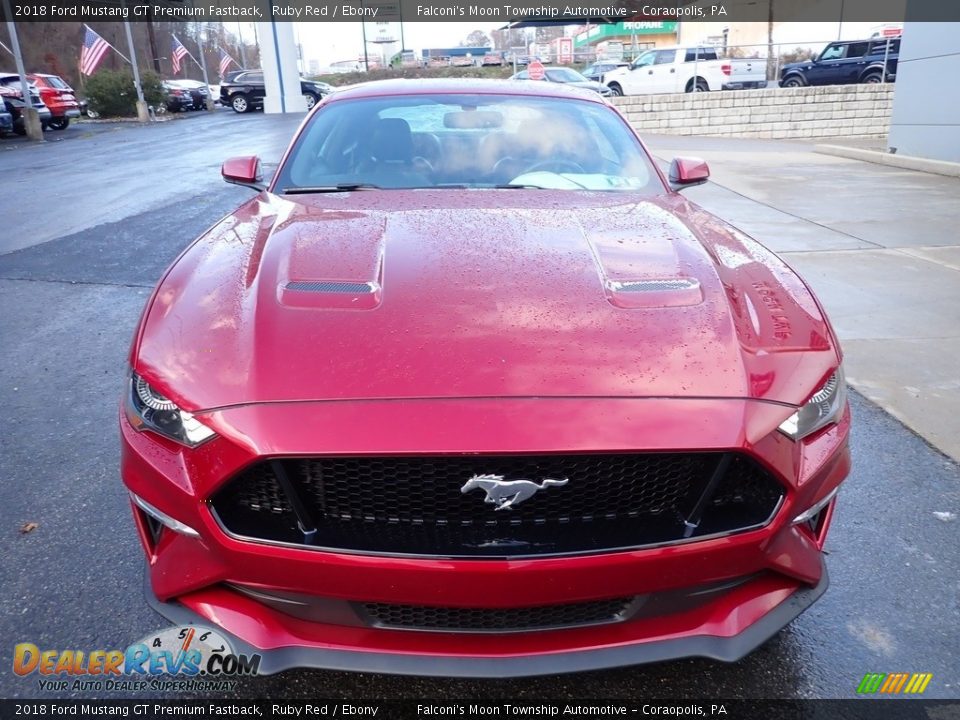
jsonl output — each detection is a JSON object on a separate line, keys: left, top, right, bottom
{"left": 461, "top": 30, "right": 492, "bottom": 48}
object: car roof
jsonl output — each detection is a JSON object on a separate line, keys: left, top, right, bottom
{"left": 825, "top": 38, "right": 891, "bottom": 46}
{"left": 328, "top": 78, "right": 606, "bottom": 104}
{"left": 0, "top": 73, "right": 36, "bottom": 84}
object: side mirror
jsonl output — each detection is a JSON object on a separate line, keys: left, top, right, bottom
{"left": 222, "top": 155, "right": 265, "bottom": 191}
{"left": 668, "top": 156, "right": 710, "bottom": 191}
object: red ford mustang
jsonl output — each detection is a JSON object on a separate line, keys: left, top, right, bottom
{"left": 121, "top": 79, "right": 850, "bottom": 676}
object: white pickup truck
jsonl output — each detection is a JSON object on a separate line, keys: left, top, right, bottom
{"left": 604, "top": 46, "right": 767, "bottom": 96}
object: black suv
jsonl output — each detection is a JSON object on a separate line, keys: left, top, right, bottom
{"left": 780, "top": 37, "right": 900, "bottom": 87}
{"left": 219, "top": 70, "right": 332, "bottom": 113}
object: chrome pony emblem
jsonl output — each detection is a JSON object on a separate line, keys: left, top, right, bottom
{"left": 460, "top": 474, "right": 569, "bottom": 511}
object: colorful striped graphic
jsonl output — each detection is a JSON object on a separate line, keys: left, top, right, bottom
{"left": 857, "top": 673, "right": 933, "bottom": 694}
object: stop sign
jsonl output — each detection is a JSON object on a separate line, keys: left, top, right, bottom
{"left": 527, "top": 61, "right": 545, "bottom": 81}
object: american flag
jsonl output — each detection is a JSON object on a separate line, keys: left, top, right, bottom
{"left": 80, "top": 25, "right": 111, "bottom": 76}
{"left": 218, "top": 48, "right": 236, "bottom": 79}
{"left": 171, "top": 35, "right": 190, "bottom": 75}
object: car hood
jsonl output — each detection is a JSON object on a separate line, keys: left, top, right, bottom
{"left": 136, "top": 191, "right": 837, "bottom": 411}
{"left": 568, "top": 80, "right": 605, "bottom": 90}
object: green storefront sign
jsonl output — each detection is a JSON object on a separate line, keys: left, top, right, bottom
{"left": 574, "top": 21, "right": 679, "bottom": 47}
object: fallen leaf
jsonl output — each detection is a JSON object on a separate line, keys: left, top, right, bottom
{"left": 19, "top": 522, "right": 38, "bottom": 534}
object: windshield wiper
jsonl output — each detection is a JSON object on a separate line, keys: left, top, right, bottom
{"left": 283, "top": 183, "right": 381, "bottom": 194}
{"left": 495, "top": 183, "right": 546, "bottom": 190}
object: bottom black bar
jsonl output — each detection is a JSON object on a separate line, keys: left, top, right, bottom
{"left": 0, "top": 699, "right": 955, "bottom": 720}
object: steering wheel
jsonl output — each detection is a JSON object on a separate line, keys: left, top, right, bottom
{"left": 411, "top": 155, "right": 434, "bottom": 176}
{"left": 525, "top": 159, "right": 586, "bottom": 175}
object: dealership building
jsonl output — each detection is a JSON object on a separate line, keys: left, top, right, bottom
{"left": 888, "top": 21, "right": 960, "bottom": 163}
{"left": 573, "top": 21, "right": 679, "bottom": 57}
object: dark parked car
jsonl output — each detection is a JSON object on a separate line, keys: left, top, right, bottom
{"left": 780, "top": 37, "right": 900, "bottom": 87}
{"left": 163, "top": 79, "right": 209, "bottom": 112}
{"left": 581, "top": 61, "right": 629, "bottom": 83}
{"left": 511, "top": 67, "right": 613, "bottom": 97}
{"left": 0, "top": 73, "right": 51, "bottom": 133}
{"left": 0, "top": 97, "right": 12, "bottom": 135}
{"left": 161, "top": 81, "right": 193, "bottom": 112}
{"left": 27, "top": 73, "right": 81, "bottom": 130}
{"left": 178, "top": 79, "right": 211, "bottom": 109}
{"left": 219, "top": 70, "right": 330, "bottom": 113}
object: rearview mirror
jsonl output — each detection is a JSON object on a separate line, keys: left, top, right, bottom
{"left": 668, "top": 157, "right": 710, "bottom": 191}
{"left": 444, "top": 110, "right": 503, "bottom": 130}
{"left": 222, "top": 155, "right": 264, "bottom": 191}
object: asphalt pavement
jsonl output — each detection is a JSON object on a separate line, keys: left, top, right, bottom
{"left": 1, "top": 111, "right": 958, "bottom": 701}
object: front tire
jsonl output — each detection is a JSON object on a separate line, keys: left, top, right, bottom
{"left": 782, "top": 75, "right": 806, "bottom": 88}
{"left": 48, "top": 117, "right": 69, "bottom": 130}
{"left": 303, "top": 92, "right": 319, "bottom": 110}
{"left": 231, "top": 94, "right": 250, "bottom": 114}
{"left": 607, "top": 83, "right": 623, "bottom": 97}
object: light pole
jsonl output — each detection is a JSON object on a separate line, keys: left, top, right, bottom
{"left": 2, "top": 0, "right": 42, "bottom": 140}
{"left": 362, "top": 21, "right": 369, "bottom": 71}
{"left": 237, "top": 22, "right": 249, "bottom": 68}
{"left": 196, "top": 31, "right": 215, "bottom": 111}
{"left": 121, "top": 8, "right": 149, "bottom": 122}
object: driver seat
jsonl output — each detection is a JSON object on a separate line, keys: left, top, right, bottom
{"left": 357, "top": 118, "right": 428, "bottom": 187}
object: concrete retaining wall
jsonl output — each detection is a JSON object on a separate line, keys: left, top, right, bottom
{"left": 613, "top": 84, "right": 894, "bottom": 140}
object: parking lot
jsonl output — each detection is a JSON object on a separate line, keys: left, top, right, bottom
{"left": 1, "top": 111, "right": 958, "bottom": 700}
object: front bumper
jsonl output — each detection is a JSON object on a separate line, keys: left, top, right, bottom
{"left": 145, "top": 559, "right": 828, "bottom": 677}
{"left": 723, "top": 81, "right": 768, "bottom": 90}
{"left": 122, "top": 396, "right": 850, "bottom": 676}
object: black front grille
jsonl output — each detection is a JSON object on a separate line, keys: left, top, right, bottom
{"left": 211, "top": 453, "right": 784, "bottom": 557}
{"left": 361, "top": 597, "right": 637, "bottom": 633}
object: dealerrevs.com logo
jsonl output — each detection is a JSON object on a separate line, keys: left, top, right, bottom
{"left": 13, "top": 626, "right": 261, "bottom": 692}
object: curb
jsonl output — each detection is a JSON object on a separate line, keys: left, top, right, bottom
{"left": 814, "top": 144, "right": 960, "bottom": 178}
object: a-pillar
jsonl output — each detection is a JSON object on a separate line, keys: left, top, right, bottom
{"left": 256, "top": 19, "right": 307, "bottom": 114}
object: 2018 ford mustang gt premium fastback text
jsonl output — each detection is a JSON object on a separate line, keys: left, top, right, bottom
{"left": 121, "top": 79, "right": 851, "bottom": 677}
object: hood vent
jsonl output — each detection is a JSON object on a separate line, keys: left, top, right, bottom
{"left": 604, "top": 278, "right": 702, "bottom": 309}
{"left": 286, "top": 280, "right": 379, "bottom": 294}
{"left": 608, "top": 279, "right": 699, "bottom": 293}
{"left": 280, "top": 280, "right": 382, "bottom": 310}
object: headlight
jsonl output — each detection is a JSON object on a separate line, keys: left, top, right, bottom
{"left": 126, "top": 372, "right": 216, "bottom": 448}
{"left": 778, "top": 366, "right": 847, "bottom": 441}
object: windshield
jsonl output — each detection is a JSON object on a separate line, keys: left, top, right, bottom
{"left": 274, "top": 93, "right": 662, "bottom": 193}
{"left": 633, "top": 51, "right": 656, "bottom": 69}
{"left": 545, "top": 68, "right": 587, "bottom": 83}
{"left": 46, "top": 76, "right": 70, "bottom": 90}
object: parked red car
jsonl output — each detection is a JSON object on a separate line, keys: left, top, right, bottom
{"left": 121, "top": 79, "right": 850, "bottom": 676}
{"left": 27, "top": 73, "right": 80, "bottom": 130}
